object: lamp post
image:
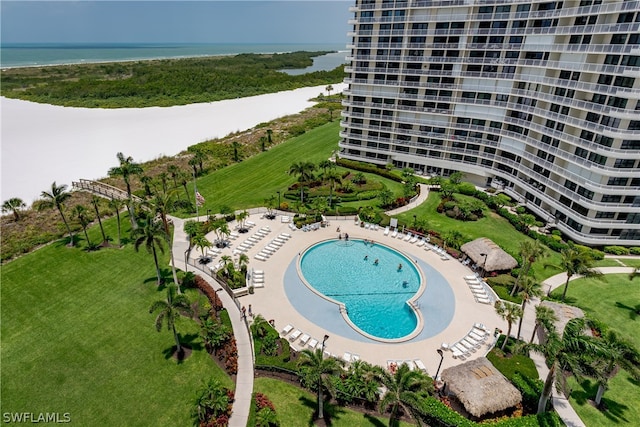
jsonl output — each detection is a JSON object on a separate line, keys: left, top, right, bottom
{"left": 184, "top": 248, "right": 189, "bottom": 272}
{"left": 435, "top": 348, "right": 444, "bottom": 380}
{"left": 206, "top": 209, "right": 211, "bottom": 221}
{"left": 480, "top": 252, "right": 488, "bottom": 277}
{"left": 318, "top": 334, "right": 329, "bottom": 419}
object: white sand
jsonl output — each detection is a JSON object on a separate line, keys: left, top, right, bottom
{"left": 1, "top": 83, "right": 346, "bottom": 204}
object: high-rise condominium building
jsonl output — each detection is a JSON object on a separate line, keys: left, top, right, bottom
{"left": 340, "top": 0, "right": 640, "bottom": 246}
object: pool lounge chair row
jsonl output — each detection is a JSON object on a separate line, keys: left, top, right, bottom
{"left": 233, "top": 228, "right": 272, "bottom": 255}
{"left": 254, "top": 232, "right": 291, "bottom": 261}
{"left": 251, "top": 269, "right": 264, "bottom": 288}
{"left": 342, "top": 352, "right": 361, "bottom": 363}
{"left": 443, "top": 323, "right": 491, "bottom": 360}
{"left": 387, "top": 359, "right": 427, "bottom": 373}
{"left": 465, "top": 276, "right": 491, "bottom": 304}
{"left": 281, "top": 324, "right": 328, "bottom": 351}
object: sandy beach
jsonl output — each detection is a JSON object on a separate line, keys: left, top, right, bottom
{"left": 1, "top": 83, "right": 346, "bottom": 204}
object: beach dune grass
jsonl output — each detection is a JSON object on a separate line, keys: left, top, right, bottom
{"left": 1, "top": 216, "right": 231, "bottom": 425}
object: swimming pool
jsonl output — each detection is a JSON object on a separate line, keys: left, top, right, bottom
{"left": 299, "top": 239, "right": 424, "bottom": 341}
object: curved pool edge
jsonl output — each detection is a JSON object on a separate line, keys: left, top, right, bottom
{"left": 296, "top": 238, "right": 426, "bottom": 343}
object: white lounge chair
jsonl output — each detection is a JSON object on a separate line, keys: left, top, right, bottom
{"left": 299, "top": 334, "right": 310, "bottom": 345}
{"left": 342, "top": 352, "right": 352, "bottom": 363}
{"left": 410, "top": 235, "right": 419, "bottom": 243}
{"left": 404, "top": 233, "right": 412, "bottom": 241}
{"left": 280, "top": 233, "right": 292, "bottom": 238}
{"left": 414, "top": 359, "right": 427, "bottom": 372}
{"left": 308, "top": 338, "right": 318, "bottom": 348}
{"left": 477, "top": 297, "right": 492, "bottom": 304}
{"left": 384, "top": 226, "right": 390, "bottom": 236}
{"left": 416, "top": 238, "right": 425, "bottom": 246}
{"left": 281, "top": 324, "right": 293, "bottom": 336}
{"left": 254, "top": 254, "right": 267, "bottom": 261}
{"left": 246, "top": 220, "right": 256, "bottom": 226}
{"left": 289, "top": 330, "right": 302, "bottom": 341}
{"left": 391, "top": 229, "right": 398, "bottom": 238}
{"left": 352, "top": 354, "right": 360, "bottom": 362}
{"left": 252, "top": 277, "right": 264, "bottom": 284}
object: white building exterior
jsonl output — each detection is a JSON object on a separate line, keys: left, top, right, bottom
{"left": 340, "top": 0, "right": 640, "bottom": 246}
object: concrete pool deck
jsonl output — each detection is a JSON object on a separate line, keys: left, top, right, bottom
{"left": 212, "top": 213, "right": 506, "bottom": 375}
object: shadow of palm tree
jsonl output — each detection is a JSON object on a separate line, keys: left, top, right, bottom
{"left": 363, "top": 414, "right": 386, "bottom": 427}
{"left": 54, "top": 234, "right": 77, "bottom": 248}
{"left": 572, "top": 379, "right": 630, "bottom": 423}
{"left": 614, "top": 302, "right": 639, "bottom": 320}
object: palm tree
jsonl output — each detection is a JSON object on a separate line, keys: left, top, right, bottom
{"left": 108, "top": 198, "right": 125, "bottom": 247}
{"left": 200, "top": 317, "right": 230, "bottom": 352}
{"left": 298, "top": 347, "right": 345, "bottom": 420}
{"left": 546, "top": 242, "right": 604, "bottom": 302}
{"left": 178, "top": 171, "right": 192, "bottom": 205}
{"left": 376, "top": 362, "right": 432, "bottom": 426}
{"left": 156, "top": 172, "right": 169, "bottom": 193}
{"left": 38, "top": 182, "right": 74, "bottom": 247}
{"left": 90, "top": 196, "right": 108, "bottom": 244}
{"left": 108, "top": 152, "right": 143, "bottom": 228}
{"left": 524, "top": 317, "right": 608, "bottom": 414}
{"left": 250, "top": 314, "right": 271, "bottom": 338}
{"left": 211, "top": 218, "right": 230, "bottom": 247}
{"left": 318, "top": 159, "right": 334, "bottom": 180}
{"left": 139, "top": 174, "right": 153, "bottom": 197}
{"left": 236, "top": 210, "right": 249, "bottom": 231}
{"left": 133, "top": 214, "right": 167, "bottom": 285}
{"left": 593, "top": 328, "right": 640, "bottom": 406}
{"left": 288, "top": 161, "right": 316, "bottom": 204}
{"left": 236, "top": 253, "right": 249, "bottom": 274}
{"left": 530, "top": 305, "right": 558, "bottom": 344}
{"left": 2, "top": 197, "right": 26, "bottom": 221}
{"left": 325, "top": 170, "right": 342, "bottom": 206}
{"left": 516, "top": 276, "right": 543, "bottom": 340}
{"left": 73, "top": 205, "right": 93, "bottom": 247}
{"left": 193, "top": 377, "right": 231, "bottom": 424}
{"left": 259, "top": 136, "right": 267, "bottom": 152}
{"left": 149, "top": 284, "right": 193, "bottom": 355}
{"left": 147, "top": 190, "right": 180, "bottom": 290}
{"left": 266, "top": 128, "right": 273, "bottom": 144}
{"left": 512, "top": 240, "right": 547, "bottom": 296}
{"left": 325, "top": 84, "right": 334, "bottom": 97}
{"left": 442, "top": 230, "right": 464, "bottom": 250}
{"left": 343, "top": 360, "right": 382, "bottom": 404}
{"left": 191, "top": 233, "right": 211, "bottom": 259}
{"left": 495, "top": 300, "right": 523, "bottom": 350}
{"left": 188, "top": 147, "right": 207, "bottom": 174}
{"left": 448, "top": 171, "right": 464, "bottom": 184}
{"left": 167, "top": 164, "right": 180, "bottom": 188}
{"left": 378, "top": 186, "right": 394, "bottom": 208}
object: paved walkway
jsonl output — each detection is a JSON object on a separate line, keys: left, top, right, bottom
{"left": 521, "top": 266, "right": 636, "bottom": 427}
{"left": 169, "top": 215, "right": 254, "bottom": 427}
{"left": 385, "top": 183, "right": 431, "bottom": 215}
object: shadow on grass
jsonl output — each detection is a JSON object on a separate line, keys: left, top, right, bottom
{"left": 162, "top": 333, "right": 203, "bottom": 363}
{"left": 363, "top": 413, "right": 386, "bottom": 427}
{"left": 572, "top": 379, "right": 630, "bottom": 423}
{"left": 143, "top": 268, "right": 174, "bottom": 288}
{"left": 53, "top": 234, "right": 78, "bottom": 248}
{"left": 614, "top": 302, "right": 639, "bottom": 321}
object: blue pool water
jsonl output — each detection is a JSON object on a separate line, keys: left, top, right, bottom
{"left": 299, "top": 239, "right": 421, "bottom": 339}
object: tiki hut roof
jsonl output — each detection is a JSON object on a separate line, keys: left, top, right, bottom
{"left": 540, "top": 300, "right": 586, "bottom": 336}
{"left": 460, "top": 238, "right": 518, "bottom": 272}
{"left": 441, "top": 357, "right": 521, "bottom": 418}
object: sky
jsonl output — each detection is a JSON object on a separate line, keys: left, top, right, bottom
{"left": 1, "top": 1, "right": 352, "bottom": 45}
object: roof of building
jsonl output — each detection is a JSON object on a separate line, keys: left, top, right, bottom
{"left": 460, "top": 238, "right": 518, "bottom": 272}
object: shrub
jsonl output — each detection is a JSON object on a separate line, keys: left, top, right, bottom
{"left": 457, "top": 182, "right": 476, "bottom": 195}
{"left": 630, "top": 247, "right": 640, "bottom": 255}
{"left": 603, "top": 245, "right": 630, "bottom": 255}
{"left": 590, "top": 249, "right": 605, "bottom": 260}
{"left": 511, "top": 372, "right": 545, "bottom": 414}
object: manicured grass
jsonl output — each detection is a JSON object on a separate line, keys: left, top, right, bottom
{"left": 594, "top": 258, "right": 628, "bottom": 268}
{"left": 254, "top": 377, "right": 415, "bottom": 426}
{"left": 621, "top": 258, "right": 640, "bottom": 268}
{"left": 547, "top": 274, "right": 640, "bottom": 426}
{"left": 393, "top": 192, "right": 562, "bottom": 281}
{"left": 487, "top": 347, "right": 539, "bottom": 381}
{"left": 1, "top": 216, "right": 231, "bottom": 426}
{"left": 549, "top": 274, "right": 639, "bottom": 349}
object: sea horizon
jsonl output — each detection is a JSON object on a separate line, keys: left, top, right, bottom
{"left": 0, "top": 42, "right": 348, "bottom": 69}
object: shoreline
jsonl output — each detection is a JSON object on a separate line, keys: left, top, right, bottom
{"left": 0, "top": 83, "right": 346, "bottom": 205}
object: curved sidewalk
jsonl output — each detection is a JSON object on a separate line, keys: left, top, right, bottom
{"left": 522, "top": 267, "right": 635, "bottom": 427}
{"left": 385, "top": 183, "right": 431, "bottom": 215}
{"left": 169, "top": 215, "right": 254, "bottom": 427}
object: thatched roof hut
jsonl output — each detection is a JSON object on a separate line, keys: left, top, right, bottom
{"left": 460, "top": 238, "right": 517, "bottom": 272}
{"left": 441, "top": 357, "right": 521, "bottom": 419}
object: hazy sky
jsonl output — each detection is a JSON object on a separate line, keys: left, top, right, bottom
{"left": 1, "top": 1, "right": 352, "bottom": 44}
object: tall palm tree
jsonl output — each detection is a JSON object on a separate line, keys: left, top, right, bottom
{"left": 516, "top": 277, "right": 544, "bottom": 340}
{"left": 593, "top": 327, "right": 640, "bottom": 406}
{"left": 266, "top": 128, "right": 273, "bottom": 144}
{"left": 442, "top": 230, "right": 464, "bottom": 250}
{"left": 289, "top": 161, "right": 316, "bottom": 204}
{"left": 147, "top": 190, "right": 180, "bottom": 291}
{"left": 325, "top": 84, "right": 334, "bottom": 97}
{"left": 149, "top": 284, "right": 193, "bottom": 355}
{"left": 108, "top": 197, "right": 125, "bottom": 247}
{"left": 139, "top": 174, "right": 153, "bottom": 197}
{"left": 231, "top": 141, "right": 241, "bottom": 162}
{"left": 529, "top": 305, "right": 558, "bottom": 344}
{"left": 524, "top": 317, "right": 608, "bottom": 414}
{"left": 191, "top": 233, "right": 211, "bottom": 259}
{"left": 325, "top": 170, "right": 342, "bottom": 206}
{"left": 167, "top": 164, "right": 180, "bottom": 188}
{"left": 318, "top": 159, "right": 334, "bottom": 181}
{"left": 38, "top": 182, "right": 74, "bottom": 246}
{"left": 545, "top": 242, "right": 604, "bottom": 302}
{"left": 178, "top": 171, "right": 192, "bottom": 205}
{"left": 495, "top": 300, "right": 523, "bottom": 350}
{"left": 236, "top": 253, "right": 249, "bottom": 274}
{"left": 236, "top": 210, "right": 249, "bottom": 231}
{"left": 90, "top": 196, "right": 108, "bottom": 244}
{"left": 2, "top": 197, "right": 26, "bottom": 221}
{"left": 188, "top": 147, "right": 207, "bottom": 174}
{"left": 133, "top": 214, "right": 167, "bottom": 285}
{"left": 298, "top": 347, "right": 345, "bottom": 420}
{"left": 72, "top": 205, "right": 93, "bottom": 247}
{"left": 512, "top": 240, "right": 547, "bottom": 296}
{"left": 376, "top": 362, "right": 432, "bottom": 427}
{"left": 108, "top": 152, "right": 143, "bottom": 228}
{"left": 344, "top": 360, "right": 382, "bottom": 404}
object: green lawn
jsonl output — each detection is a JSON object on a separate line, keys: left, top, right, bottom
{"left": 548, "top": 274, "right": 640, "bottom": 426}
{"left": 254, "top": 377, "right": 415, "bottom": 426}
{"left": 1, "top": 216, "right": 231, "bottom": 426}
{"left": 392, "top": 192, "right": 562, "bottom": 281}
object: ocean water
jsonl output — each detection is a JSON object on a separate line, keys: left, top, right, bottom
{"left": 0, "top": 43, "right": 348, "bottom": 69}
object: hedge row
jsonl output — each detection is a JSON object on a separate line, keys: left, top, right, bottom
{"left": 335, "top": 158, "right": 403, "bottom": 182}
